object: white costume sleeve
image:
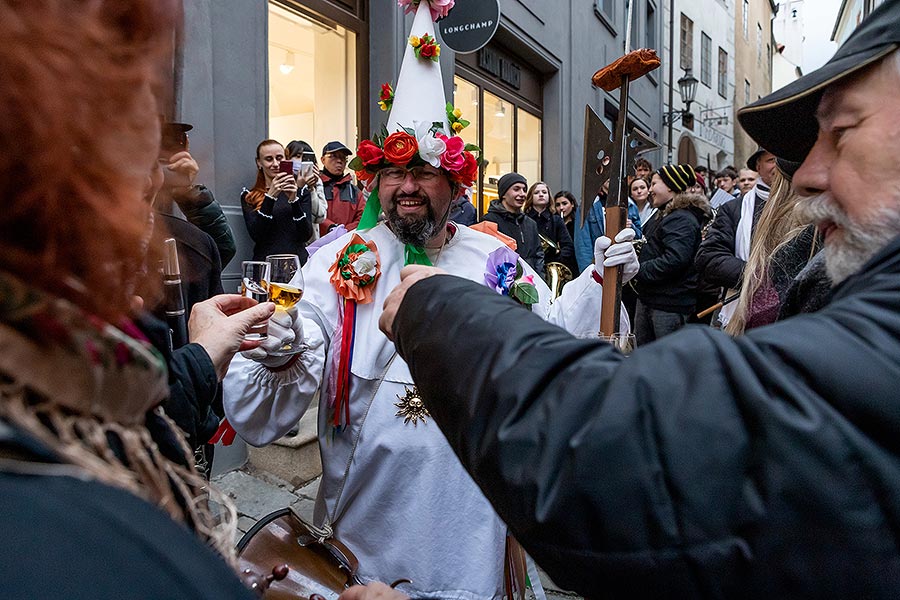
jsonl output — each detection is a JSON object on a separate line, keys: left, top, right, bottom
{"left": 311, "top": 180, "right": 327, "bottom": 223}
{"left": 222, "top": 300, "right": 329, "bottom": 446}
{"left": 528, "top": 263, "right": 631, "bottom": 336}
{"left": 223, "top": 237, "right": 344, "bottom": 447}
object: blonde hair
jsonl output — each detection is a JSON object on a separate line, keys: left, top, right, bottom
{"left": 726, "top": 169, "right": 808, "bottom": 335}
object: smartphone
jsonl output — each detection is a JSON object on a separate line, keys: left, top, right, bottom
{"left": 298, "top": 161, "right": 315, "bottom": 180}
{"left": 279, "top": 160, "right": 295, "bottom": 177}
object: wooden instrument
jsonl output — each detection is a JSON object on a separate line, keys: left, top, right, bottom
{"left": 237, "top": 508, "right": 363, "bottom": 599}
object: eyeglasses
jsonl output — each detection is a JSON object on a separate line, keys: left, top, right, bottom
{"left": 380, "top": 166, "right": 441, "bottom": 184}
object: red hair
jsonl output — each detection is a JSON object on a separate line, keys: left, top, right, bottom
{"left": 0, "top": 0, "right": 178, "bottom": 321}
{"left": 244, "top": 139, "right": 283, "bottom": 211}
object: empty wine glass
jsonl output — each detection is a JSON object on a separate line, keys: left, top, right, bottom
{"left": 240, "top": 261, "right": 270, "bottom": 341}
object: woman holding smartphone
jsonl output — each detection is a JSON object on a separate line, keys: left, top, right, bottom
{"left": 241, "top": 139, "right": 314, "bottom": 264}
{"left": 286, "top": 139, "right": 327, "bottom": 239}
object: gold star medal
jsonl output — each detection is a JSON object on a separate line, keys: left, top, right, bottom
{"left": 394, "top": 386, "right": 430, "bottom": 426}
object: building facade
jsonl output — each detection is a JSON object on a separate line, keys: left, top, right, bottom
{"left": 174, "top": 0, "right": 665, "bottom": 286}
{"left": 772, "top": 0, "right": 803, "bottom": 91}
{"left": 832, "top": 0, "right": 884, "bottom": 45}
{"left": 732, "top": 0, "right": 776, "bottom": 169}
{"left": 663, "top": 0, "right": 736, "bottom": 171}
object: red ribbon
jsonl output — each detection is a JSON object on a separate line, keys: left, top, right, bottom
{"left": 333, "top": 298, "right": 357, "bottom": 430}
{"left": 209, "top": 418, "right": 237, "bottom": 446}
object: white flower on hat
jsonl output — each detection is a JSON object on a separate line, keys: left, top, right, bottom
{"left": 414, "top": 121, "right": 446, "bottom": 168}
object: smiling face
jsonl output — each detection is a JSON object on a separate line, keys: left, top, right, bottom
{"left": 649, "top": 173, "right": 674, "bottom": 208}
{"left": 501, "top": 182, "right": 527, "bottom": 213}
{"left": 378, "top": 165, "right": 455, "bottom": 248}
{"left": 792, "top": 53, "right": 900, "bottom": 282}
{"left": 256, "top": 142, "right": 285, "bottom": 184}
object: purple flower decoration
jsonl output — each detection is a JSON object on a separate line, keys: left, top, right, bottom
{"left": 484, "top": 246, "right": 520, "bottom": 295}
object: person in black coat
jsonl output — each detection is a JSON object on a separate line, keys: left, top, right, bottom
{"left": 632, "top": 164, "right": 712, "bottom": 344}
{"left": 241, "top": 139, "right": 314, "bottom": 264}
{"left": 524, "top": 181, "right": 578, "bottom": 277}
{"left": 373, "top": 11, "right": 900, "bottom": 598}
{"left": 482, "top": 172, "right": 545, "bottom": 277}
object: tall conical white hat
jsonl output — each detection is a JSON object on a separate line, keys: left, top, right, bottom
{"left": 387, "top": 1, "right": 450, "bottom": 135}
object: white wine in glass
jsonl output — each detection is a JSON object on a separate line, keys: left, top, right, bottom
{"left": 265, "top": 254, "right": 305, "bottom": 355}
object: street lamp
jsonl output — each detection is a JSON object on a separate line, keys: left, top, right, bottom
{"left": 663, "top": 68, "right": 699, "bottom": 126}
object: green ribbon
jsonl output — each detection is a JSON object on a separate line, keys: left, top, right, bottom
{"left": 404, "top": 244, "right": 432, "bottom": 266}
{"left": 357, "top": 184, "right": 432, "bottom": 266}
{"left": 357, "top": 184, "right": 382, "bottom": 231}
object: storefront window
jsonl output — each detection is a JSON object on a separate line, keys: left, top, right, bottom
{"left": 516, "top": 109, "right": 541, "bottom": 188}
{"left": 453, "top": 77, "right": 480, "bottom": 211}
{"left": 482, "top": 91, "right": 514, "bottom": 208}
{"left": 268, "top": 2, "right": 357, "bottom": 156}
{"left": 453, "top": 73, "right": 542, "bottom": 215}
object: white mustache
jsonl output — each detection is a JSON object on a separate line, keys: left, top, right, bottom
{"left": 794, "top": 193, "right": 850, "bottom": 229}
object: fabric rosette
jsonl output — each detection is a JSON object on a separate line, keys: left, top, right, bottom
{"left": 329, "top": 234, "right": 381, "bottom": 304}
{"left": 484, "top": 246, "right": 539, "bottom": 307}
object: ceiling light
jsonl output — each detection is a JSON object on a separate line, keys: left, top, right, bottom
{"left": 279, "top": 51, "right": 295, "bottom": 75}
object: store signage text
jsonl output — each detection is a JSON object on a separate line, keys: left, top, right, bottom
{"left": 478, "top": 48, "right": 521, "bottom": 90}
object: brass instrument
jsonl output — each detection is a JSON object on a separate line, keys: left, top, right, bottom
{"left": 539, "top": 233, "right": 558, "bottom": 253}
{"left": 546, "top": 261, "right": 573, "bottom": 301}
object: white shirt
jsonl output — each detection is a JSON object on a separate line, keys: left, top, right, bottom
{"left": 224, "top": 223, "right": 627, "bottom": 599}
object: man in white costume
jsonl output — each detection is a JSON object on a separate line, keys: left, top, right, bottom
{"left": 223, "top": 2, "right": 636, "bottom": 598}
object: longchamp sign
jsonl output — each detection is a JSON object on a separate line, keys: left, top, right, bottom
{"left": 438, "top": 0, "right": 500, "bottom": 54}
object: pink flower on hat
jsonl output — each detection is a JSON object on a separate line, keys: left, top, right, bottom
{"left": 397, "top": 0, "right": 455, "bottom": 21}
{"left": 437, "top": 133, "right": 465, "bottom": 171}
{"left": 428, "top": 0, "right": 454, "bottom": 20}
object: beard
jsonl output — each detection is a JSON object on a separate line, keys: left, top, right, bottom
{"left": 795, "top": 193, "right": 900, "bottom": 284}
{"left": 386, "top": 193, "right": 441, "bottom": 247}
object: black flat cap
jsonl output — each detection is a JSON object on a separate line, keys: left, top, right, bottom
{"left": 322, "top": 141, "right": 352, "bottom": 157}
{"left": 737, "top": 0, "right": 900, "bottom": 162}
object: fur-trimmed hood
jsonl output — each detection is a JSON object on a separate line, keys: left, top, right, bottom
{"left": 662, "top": 192, "right": 713, "bottom": 223}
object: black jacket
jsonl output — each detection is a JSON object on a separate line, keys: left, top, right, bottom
{"left": 392, "top": 234, "right": 900, "bottom": 599}
{"left": 174, "top": 185, "right": 237, "bottom": 267}
{"left": 695, "top": 191, "right": 766, "bottom": 290}
{"left": 482, "top": 200, "right": 545, "bottom": 277}
{"left": 241, "top": 189, "right": 313, "bottom": 264}
{"left": 634, "top": 193, "right": 712, "bottom": 314}
{"left": 526, "top": 208, "right": 578, "bottom": 275}
{"left": 0, "top": 423, "right": 253, "bottom": 599}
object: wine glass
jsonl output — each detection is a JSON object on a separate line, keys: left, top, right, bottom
{"left": 265, "top": 254, "right": 305, "bottom": 356}
{"left": 599, "top": 333, "right": 637, "bottom": 355}
{"left": 240, "top": 261, "right": 270, "bottom": 341}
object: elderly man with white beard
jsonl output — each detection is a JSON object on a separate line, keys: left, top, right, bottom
{"left": 372, "top": 2, "right": 900, "bottom": 598}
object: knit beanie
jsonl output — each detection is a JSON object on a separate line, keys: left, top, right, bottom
{"left": 656, "top": 164, "right": 696, "bottom": 193}
{"left": 497, "top": 172, "right": 527, "bottom": 200}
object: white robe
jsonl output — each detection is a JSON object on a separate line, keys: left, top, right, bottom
{"left": 224, "top": 223, "right": 627, "bottom": 599}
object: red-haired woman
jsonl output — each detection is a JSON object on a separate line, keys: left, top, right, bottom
{"left": 241, "top": 139, "right": 314, "bottom": 264}
{"left": 0, "top": 1, "right": 262, "bottom": 597}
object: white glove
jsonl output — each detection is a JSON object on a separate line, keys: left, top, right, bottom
{"left": 241, "top": 305, "right": 304, "bottom": 367}
{"left": 594, "top": 228, "right": 640, "bottom": 283}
